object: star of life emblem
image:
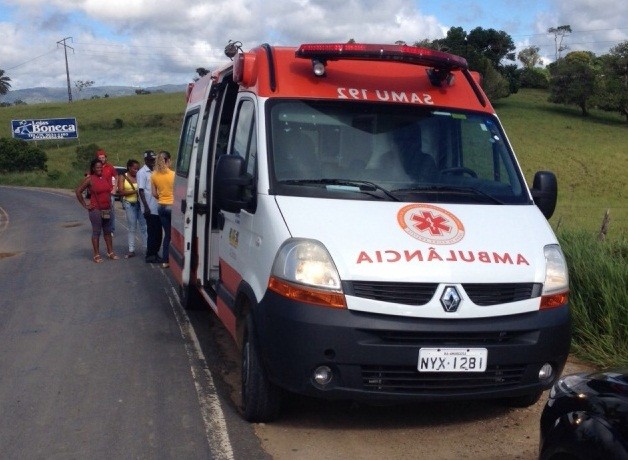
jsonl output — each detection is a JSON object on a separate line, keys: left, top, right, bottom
{"left": 397, "top": 204, "right": 465, "bottom": 245}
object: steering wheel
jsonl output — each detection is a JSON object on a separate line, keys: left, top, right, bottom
{"left": 439, "top": 167, "right": 478, "bottom": 178}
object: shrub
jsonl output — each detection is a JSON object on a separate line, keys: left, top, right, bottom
{"left": 47, "top": 170, "right": 62, "bottom": 181}
{"left": 559, "top": 229, "right": 628, "bottom": 367}
{"left": 74, "top": 142, "right": 101, "bottom": 171}
{"left": 520, "top": 68, "right": 549, "bottom": 89}
{"left": 0, "top": 137, "right": 47, "bottom": 172}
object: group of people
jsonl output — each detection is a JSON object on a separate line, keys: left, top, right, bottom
{"left": 75, "top": 148, "right": 175, "bottom": 267}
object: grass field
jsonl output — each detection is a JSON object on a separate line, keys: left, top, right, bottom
{"left": 0, "top": 92, "right": 185, "bottom": 190}
{"left": 1, "top": 88, "right": 626, "bottom": 237}
{"left": 494, "top": 89, "right": 627, "bottom": 238}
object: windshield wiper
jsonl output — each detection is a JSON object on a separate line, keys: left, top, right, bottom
{"left": 393, "top": 185, "right": 505, "bottom": 204}
{"left": 282, "top": 179, "right": 401, "bottom": 201}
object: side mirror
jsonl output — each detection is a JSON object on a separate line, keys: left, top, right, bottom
{"left": 530, "top": 171, "right": 557, "bottom": 220}
{"left": 214, "top": 155, "right": 255, "bottom": 213}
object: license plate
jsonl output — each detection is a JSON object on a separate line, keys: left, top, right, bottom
{"left": 418, "top": 348, "right": 488, "bottom": 372}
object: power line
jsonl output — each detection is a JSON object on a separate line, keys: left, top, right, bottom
{"left": 5, "top": 49, "right": 58, "bottom": 71}
{"left": 511, "top": 26, "right": 628, "bottom": 38}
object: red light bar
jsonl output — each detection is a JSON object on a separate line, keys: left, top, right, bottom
{"left": 296, "top": 43, "right": 468, "bottom": 70}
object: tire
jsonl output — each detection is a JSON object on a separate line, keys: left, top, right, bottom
{"left": 241, "top": 315, "right": 281, "bottom": 422}
{"left": 504, "top": 391, "right": 543, "bottom": 408}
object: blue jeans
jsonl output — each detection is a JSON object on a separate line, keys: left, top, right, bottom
{"left": 123, "top": 200, "right": 146, "bottom": 252}
{"left": 158, "top": 204, "right": 172, "bottom": 263}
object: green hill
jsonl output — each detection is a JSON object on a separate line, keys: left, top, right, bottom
{"left": 0, "top": 88, "right": 626, "bottom": 237}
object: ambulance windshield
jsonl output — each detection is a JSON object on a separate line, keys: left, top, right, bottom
{"left": 269, "top": 100, "right": 530, "bottom": 205}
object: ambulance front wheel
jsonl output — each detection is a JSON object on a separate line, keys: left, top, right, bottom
{"left": 241, "top": 315, "right": 282, "bottom": 422}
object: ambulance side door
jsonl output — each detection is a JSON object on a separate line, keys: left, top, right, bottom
{"left": 172, "top": 103, "right": 205, "bottom": 289}
{"left": 217, "top": 96, "right": 258, "bottom": 296}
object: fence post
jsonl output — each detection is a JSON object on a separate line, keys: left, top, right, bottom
{"left": 597, "top": 209, "right": 610, "bottom": 241}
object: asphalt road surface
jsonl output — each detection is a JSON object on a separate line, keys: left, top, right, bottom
{"left": 0, "top": 186, "right": 267, "bottom": 459}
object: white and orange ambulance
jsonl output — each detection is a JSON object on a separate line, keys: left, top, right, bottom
{"left": 170, "top": 43, "right": 570, "bottom": 422}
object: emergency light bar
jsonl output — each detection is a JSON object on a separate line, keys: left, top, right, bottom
{"left": 295, "top": 43, "right": 468, "bottom": 70}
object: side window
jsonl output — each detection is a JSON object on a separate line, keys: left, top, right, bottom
{"left": 230, "top": 99, "right": 257, "bottom": 176}
{"left": 176, "top": 110, "right": 199, "bottom": 177}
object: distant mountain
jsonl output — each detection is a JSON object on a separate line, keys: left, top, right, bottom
{"left": 0, "top": 84, "right": 188, "bottom": 104}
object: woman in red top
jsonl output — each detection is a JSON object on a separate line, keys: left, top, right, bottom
{"left": 75, "top": 158, "right": 120, "bottom": 263}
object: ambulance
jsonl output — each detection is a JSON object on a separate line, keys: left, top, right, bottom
{"left": 170, "top": 42, "right": 571, "bottom": 422}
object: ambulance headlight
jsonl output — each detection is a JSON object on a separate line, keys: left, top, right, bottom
{"left": 269, "top": 239, "right": 346, "bottom": 308}
{"left": 272, "top": 239, "right": 341, "bottom": 289}
{"left": 540, "top": 244, "right": 569, "bottom": 309}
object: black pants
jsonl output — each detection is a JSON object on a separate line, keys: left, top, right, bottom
{"left": 145, "top": 213, "right": 162, "bottom": 259}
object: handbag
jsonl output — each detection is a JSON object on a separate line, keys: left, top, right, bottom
{"left": 101, "top": 209, "right": 111, "bottom": 220}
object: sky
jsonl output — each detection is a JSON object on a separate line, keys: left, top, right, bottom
{"left": 1, "top": 0, "right": 626, "bottom": 92}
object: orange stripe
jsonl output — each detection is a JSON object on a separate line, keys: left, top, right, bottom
{"left": 219, "top": 258, "right": 242, "bottom": 297}
{"left": 170, "top": 258, "right": 183, "bottom": 286}
{"left": 171, "top": 227, "right": 184, "bottom": 251}
{"left": 217, "top": 296, "right": 237, "bottom": 341}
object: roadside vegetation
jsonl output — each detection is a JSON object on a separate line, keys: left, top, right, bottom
{"left": 0, "top": 87, "right": 626, "bottom": 368}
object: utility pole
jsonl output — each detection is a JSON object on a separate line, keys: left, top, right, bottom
{"left": 57, "top": 37, "right": 74, "bottom": 103}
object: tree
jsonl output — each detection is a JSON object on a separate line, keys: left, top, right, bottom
{"left": 74, "top": 80, "right": 95, "bottom": 93}
{"left": 548, "top": 25, "right": 572, "bottom": 61}
{"left": 548, "top": 51, "right": 597, "bottom": 116}
{"left": 520, "top": 67, "right": 550, "bottom": 89}
{"left": 595, "top": 41, "right": 628, "bottom": 121}
{"left": 196, "top": 67, "right": 209, "bottom": 77}
{"left": 0, "top": 69, "right": 11, "bottom": 95}
{"left": 424, "top": 26, "right": 516, "bottom": 101}
{"left": 518, "top": 46, "right": 542, "bottom": 69}
{"left": 479, "top": 59, "right": 511, "bottom": 100}
{"left": 466, "top": 27, "right": 516, "bottom": 70}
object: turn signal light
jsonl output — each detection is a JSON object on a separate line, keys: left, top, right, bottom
{"left": 268, "top": 277, "right": 346, "bottom": 308}
{"left": 540, "top": 291, "right": 569, "bottom": 309}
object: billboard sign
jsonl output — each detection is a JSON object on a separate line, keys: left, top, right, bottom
{"left": 11, "top": 118, "right": 78, "bottom": 141}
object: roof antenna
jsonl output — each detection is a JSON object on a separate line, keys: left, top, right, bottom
{"left": 225, "top": 40, "right": 243, "bottom": 60}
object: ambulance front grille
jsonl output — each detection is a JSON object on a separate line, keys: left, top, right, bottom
{"left": 361, "top": 364, "right": 526, "bottom": 393}
{"left": 348, "top": 281, "right": 438, "bottom": 305}
{"left": 347, "top": 281, "right": 541, "bottom": 306}
{"left": 463, "top": 283, "right": 542, "bottom": 306}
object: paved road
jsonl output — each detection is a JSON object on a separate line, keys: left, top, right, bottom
{"left": 0, "top": 186, "right": 268, "bottom": 460}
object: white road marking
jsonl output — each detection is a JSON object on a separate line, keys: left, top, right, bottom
{"left": 164, "top": 284, "right": 235, "bottom": 460}
{"left": 0, "top": 206, "right": 9, "bottom": 235}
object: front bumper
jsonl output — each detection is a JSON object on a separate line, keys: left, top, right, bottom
{"left": 256, "top": 291, "right": 571, "bottom": 402}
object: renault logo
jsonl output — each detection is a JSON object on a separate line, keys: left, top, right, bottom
{"left": 440, "top": 286, "right": 461, "bottom": 312}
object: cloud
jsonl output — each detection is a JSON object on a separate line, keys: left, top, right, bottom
{"left": 1, "top": 0, "right": 626, "bottom": 91}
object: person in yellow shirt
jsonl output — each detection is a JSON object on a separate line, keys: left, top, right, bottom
{"left": 117, "top": 159, "right": 146, "bottom": 258}
{"left": 151, "top": 151, "right": 175, "bottom": 268}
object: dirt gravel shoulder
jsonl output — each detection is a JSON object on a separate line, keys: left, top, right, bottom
{"left": 252, "top": 357, "right": 594, "bottom": 460}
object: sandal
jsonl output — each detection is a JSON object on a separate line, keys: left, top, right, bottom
{"left": 125, "top": 251, "right": 136, "bottom": 259}
{"left": 93, "top": 255, "right": 103, "bottom": 264}
{"left": 107, "top": 252, "right": 120, "bottom": 260}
